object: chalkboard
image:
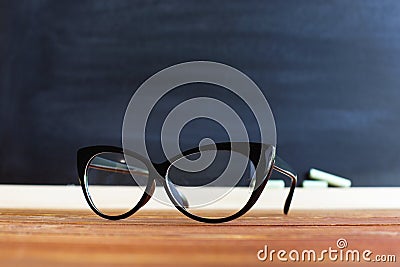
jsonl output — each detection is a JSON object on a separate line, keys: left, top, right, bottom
{"left": 1, "top": 0, "right": 399, "bottom": 186}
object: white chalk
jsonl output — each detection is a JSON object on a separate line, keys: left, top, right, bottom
{"left": 266, "top": 179, "right": 285, "bottom": 188}
{"left": 302, "top": 180, "right": 328, "bottom": 188}
{"left": 309, "top": 168, "right": 352, "bottom": 188}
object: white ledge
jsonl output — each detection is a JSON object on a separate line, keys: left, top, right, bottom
{"left": 0, "top": 185, "right": 398, "bottom": 210}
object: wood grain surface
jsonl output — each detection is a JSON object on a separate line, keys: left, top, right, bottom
{"left": 0, "top": 209, "right": 399, "bottom": 267}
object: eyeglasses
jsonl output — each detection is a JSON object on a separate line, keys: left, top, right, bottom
{"left": 77, "top": 142, "right": 297, "bottom": 223}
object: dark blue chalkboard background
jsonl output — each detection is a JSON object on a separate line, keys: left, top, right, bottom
{"left": 1, "top": 0, "right": 399, "bottom": 186}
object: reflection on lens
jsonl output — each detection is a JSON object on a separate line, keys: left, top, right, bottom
{"left": 165, "top": 149, "right": 257, "bottom": 219}
{"left": 85, "top": 152, "right": 149, "bottom": 216}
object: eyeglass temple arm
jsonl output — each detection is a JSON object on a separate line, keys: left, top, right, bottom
{"left": 272, "top": 156, "right": 297, "bottom": 215}
{"left": 89, "top": 157, "right": 149, "bottom": 176}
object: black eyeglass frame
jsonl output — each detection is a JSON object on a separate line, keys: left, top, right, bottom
{"left": 77, "top": 142, "right": 297, "bottom": 223}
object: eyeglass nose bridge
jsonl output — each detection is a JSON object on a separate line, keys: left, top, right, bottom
{"left": 138, "top": 172, "right": 190, "bottom": 209}
{"left": 138, "top": 179, "right": 156, "bottom": 208}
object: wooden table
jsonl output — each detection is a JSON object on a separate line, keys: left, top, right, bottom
{"left": 0, "top": 209, "right": 398, "bottom": 267}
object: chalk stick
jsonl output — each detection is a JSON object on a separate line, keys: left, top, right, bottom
{"left": 266, "top": 180, "right": 285, "bottom": 188}
{"left": 302, "top": 180, "right": 328, "bottom": 188}
{"left": 309, "top": 168, "right": 351, "bottom": 188}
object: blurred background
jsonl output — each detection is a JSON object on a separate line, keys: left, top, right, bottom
{"left": 0, "top": 0, "right": 399, "bottom": 186}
